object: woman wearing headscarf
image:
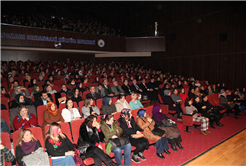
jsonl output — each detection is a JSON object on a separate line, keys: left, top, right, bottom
{"left": 162, "top": 90, "right": 182, "bottom": 121}
{"left": 28, "top": 79, "right": 38, "bottom": 88}
{"left": 118, "top": 108, "right": 149, "bottom": 163}
{"left": 30, "top": 85, "right": 41, "bottom": 98}
{"left": 101, "top": 96, "right": 117, "bottom": 115}
{"left": 12, "top": 85, "right": 29, "bottom": 98}
{"left": 42, "top": 102, "right": 64, "bottom": 138}
{"left": 136, "top": 109, "right": 170, "bottom": 159}
{"left": 10, "top": 94, "right": 33, "bottom": 109}
{"left": 152, "top": 105, "right": 183, "bottom": 151}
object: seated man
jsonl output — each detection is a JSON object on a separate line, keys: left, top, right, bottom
{"left": 95, "top": 84, "right": 106, "bottom": 97}
{"left": 86, "top": 85, "right": 102, "bottom": 100}
{"left": 147, "top": 77, "right": 159, "bottom": 101}
{"left": 121, "top": 79, "right": 132, "bottom": 95}
{"left": 111, "top": 80, "right": 125, "bottom": 96}
{"left": 130, "top": 79, "right": 143, "bottom": 93}
{"left": 34, "top": 91, "right": 53, "bottom": 107}
{"left": 60, "top": 84, "right": 72, "bottom": 97}
{"left": 102, "top": 79, "right": 114, "bottom": 96}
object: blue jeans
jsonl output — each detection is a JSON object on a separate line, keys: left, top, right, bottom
{"left": 111, "top": 143, "right": 131, "bottom": 166}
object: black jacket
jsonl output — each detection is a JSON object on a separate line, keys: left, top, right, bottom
{"left": 121, "top": 84, "right": 131, "bottom": 95}
{"left": 86, "top": 92, "right": 102, "bottom": 100}
{"left": 79, "top": 123, "right": 104, "bottom": 145}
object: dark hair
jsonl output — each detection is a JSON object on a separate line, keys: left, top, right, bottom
{"left": 13, "top": 80, "right": 19, "bottom": 84}
{"left": 89, "top": 85, "right": 95, "bottom": 90}
{"left": 65, "top": 98, "right": 74, "bottom": 109}
{"left": 72, "top": 88, "right": 81, "bottom": 97}
{"left": 83, "top": 115, "right": 97, "bottom": 128}
{"left": 184, "top": 97, "right": 191, "bottom": 107}
{"left": 61, "top": 84, "right": 66, "bottom": 88}
{"left": 100, "top": 114, "right": 114, "bottom": 123}
{"left": 41, "top": 91, "right": 47, "bottom": 96}
{"left": 118, "top": 94, "right": 125, "bottom": 100}
{"left": 202, "top": 95, "right": 207, "bottom": 100}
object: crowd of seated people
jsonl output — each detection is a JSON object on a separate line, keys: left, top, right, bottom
{"left": 1, "top": 59, "right": 246, "bottom": 165}
{"left": 1, "top": 11, "right": 124, "bottom": 37}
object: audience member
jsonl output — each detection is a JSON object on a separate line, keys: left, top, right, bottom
{"left": 111, "top": 81, "right": 125, "bottom": 96}
{"left": 129, "top": 92, "right": 144, "bottom": 110}
{"left": 115, "top": 94, "right": 132, "bottom": 112}
{"left": 101, "top": 96, "right": 117, "bottom": 115}
{"left": 61, "top": 99, "right": 81, "bottom": 122}
{"left": 86, "top": 86, "right": 101, "bottom": 100}
{"left": 82, "top": 97, "right": 100, "bottom": 118}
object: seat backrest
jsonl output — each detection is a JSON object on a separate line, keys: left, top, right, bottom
{"left": 52, "top": 85, "right": 59, "bottom": 92}
{"left": 126, "top": 95, "right": 131, "bottom": 103}
{"left": 160, "top": 104, "right": 169, "bottom": 115}
{"left": 112, "top": 96, "right": 118, "bottom": 105}
{"left": 1, "top": 109, "right": 11, "bottom": 130}
{"left": 78, "top": 101, "right": 84, "bottom": 116}
{"left": 37, "top": 105, "right": 47, "bottom": 126}
{"left": 158, "top": 94, "right": 163, "bottom": 104}
{"left": 207, "top": 94, "right": 216, "bottom": 105}
{"left": 212, "top": 94, "right": 221, "bottom": 106}
{"left": 96, "top": 98, "right": 103, "bottom": 111}
{"left": 1, "top": 97, "right": 9, "bottom": 110}
{"left": 28, "top": 87, "right": 33, "bottom": 96}
{"left": 83, "top": 90, "right": 90, "bottom": 100}
{"left": 159, "top": 84, "right": 164, "bottom": 89}
{"left": 71, "top": 119, "right": 85, "bottom": 145}
{"left": 145, "top": 105, "right": 154, "bottom": 117}
{"left": 184, "top": 88, "right": 189, "bottom": 95}
{"left": 131, "top": 108, "right": 142, "bottom": 119}
{"left": 113, "top": 112, "right": 121, "bottom": 125}
{"left": 180, "top": 100, "right": 186, "bottom": 114}
{"left": 44, "top": 122, "right": 73, "bottom": 143}
{"left": 1, "top": 132, "right": 12, "bottom": 166}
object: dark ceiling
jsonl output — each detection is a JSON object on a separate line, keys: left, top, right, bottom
{"left": 33, "top": 1, "right": 144, "bottom": 15}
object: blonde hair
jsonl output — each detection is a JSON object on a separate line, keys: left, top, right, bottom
{"left": 46, "top": 122, "right": 66, "bottom": 142}
{"left": 131, "top": 92, "right": 137, "bottom": 99}
{"left": 16, "top": 129, "right": 37, "bottom": 146}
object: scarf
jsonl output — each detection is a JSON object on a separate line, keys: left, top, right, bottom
{"left": 20, "top": 139, "right": 37, "bottom": 154}
{"left": 15, "top": 94, "right": 25, "bottom": 104}
{"left": 137, "top": 109, "right": 146, "bottom": 117}
{"left": 33, "top": 85, "right": 41, "bottom": 95}
{"left": 152, "top": 105, "right": 165, "bottom": 123}
{"left": 120, "top": 108, "right": 132, "bottom": 128}
{"left": 46, "top": 102, "right": 58, "bottom": 116}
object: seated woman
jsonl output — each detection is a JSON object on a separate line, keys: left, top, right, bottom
{"left": 28, "top": 79, "right": 38, "bottom": 88}
{"left": 46, "top": 85, "right": 57, "bottom": 95}
{"left": 101, "top": 96, "right": 117, "bottom": 115}
{"left": 184, "top": 97, "right": 211, "bottom": 136}
{"left": 61, "top": 99, "right": 81, "bottom": 122}
{"left": 79, "top": 115, "right": 120, "bottom": 166}
{"left": 15, "top": 129, "right": 48, "bottom": 166}
{"left": 200, "top": 95, "right": 224, "bottom": 128}
{"left": 77, "top": 82, "right": 86, "bottom": 93}
{"left": 13, "top": 105, "right": 38, "bottom": 131}
{"left": 194, "top": 86, "right": 202, "bottom": 97}
{"left": 1, "top": 87, "right": 10, "bottom": 101}
{"left": 129, "top": 92, "right": 144, "bottom": 110}
{"left": 163, "top": 90, "right": 182, "bottom": 121}
{"left": 179, "top": 87, "right": 188, "bottom": 100}
{"left": 71, "top": 88, "right": 82, "bottom": 105}
{"left": 152, "top": 105, "right": 183, "bottom": 151}
{"left": 45, "top": 122, "right": 76, "bottom": 166}
{"left": 12, "top": 85, "right": 29, "bottom": 98}
{"left": 42, "top": 102, "right": 64, "bottom": 138}
{"left": 118, "top": 108, "right": 149, "bottom": 163}
{"left": 30, "top": 85, "right": 41, "bottom": 98}
{"left": 115, "top": 94, "right": 132, "bottom": 112}
{"left": 10, "top": 94, "right": 33, "bottom": 109}
{"left": 82, "top": 97, "right": 100, "bottom": 118}
{"left": 100, "top": 114, "right": 131, "bottom": 166}
{"left": 136, "top": 109, "right": 170, "bottom": 159}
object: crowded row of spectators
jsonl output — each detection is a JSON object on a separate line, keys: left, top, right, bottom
{"left": 1, "top": 11, "right": 124, "bottom": 37}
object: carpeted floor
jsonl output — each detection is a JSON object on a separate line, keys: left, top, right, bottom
{"left": 129, "top": 113, "right": 246, "bottom": 166}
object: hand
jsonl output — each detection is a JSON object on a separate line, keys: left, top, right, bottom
{"left": 111, "top": 135, "right": 118, "bottom": 139}
{"left": 147, "top": 118, "right": 152, "bottom": 123}
{"left": 47, "top": 97, "right": 51, "bottom": 102}
{"left": 136, "top": 131, "right": 141, "bottom": 134}
{"left": 0, "top": 145, "right": 4, "bottom": 150}
{"left": 91, "top": 111, "right": 96, "bottom": 115}
{"left": 109, "top": 94, "right": 114, "bottom": 96}
{"left": 95, "top": 122, "right": 100, "bottom": 129}
{"left": 139, "top": 89, "right": 143, "bottom": 92}
{"left": 75, "top": 117, "right": 80, "bottom": 121}
{"left": 65, "top": 151, "right": 75, "bottom": 156}
{"left": 116, "top": 129, "right": 119, "bottom": 133}
{"left": 202, "top": 106, "right": 206, "bottom": 109}
{"left": 173, "top": 104, "right": 176, "bottom": 107}
{"left": 120, "top": 93, "right": 124, "bottom": 95}
{"left": 98, "top": 145, "right": 103, "bottom": 150}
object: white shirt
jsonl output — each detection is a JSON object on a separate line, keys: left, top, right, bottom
{"left": 61, "top": 108, "right": 81, "bottom": 122}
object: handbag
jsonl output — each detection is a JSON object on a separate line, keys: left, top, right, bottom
{"left": 77, "top": 140, "right": 91, "bottom": 155}
{"left": 109, "top": 135, "right": 130, "bottom": 148}
{"left": 162, "top": 119, "right": 175, "bottom": 127}
{"left": 73, "top": 146, "right": 85, "bottom": 166}
{"left": 151, "top": 127, "right": 165, "bottom": 136}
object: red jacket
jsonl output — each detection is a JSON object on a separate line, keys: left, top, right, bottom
{"left": 13, "top": 113, "right": 38, "bottom": 131}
